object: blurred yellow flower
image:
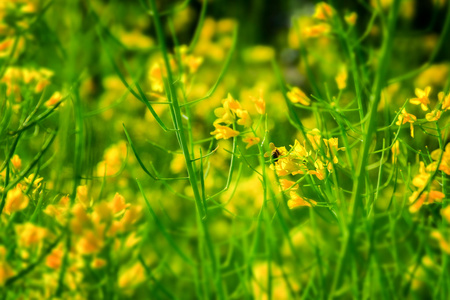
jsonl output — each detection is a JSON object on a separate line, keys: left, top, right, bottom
{"left": 391, "top": 140, "right": 400, "bottom": 163}
{"left": 313, "top": 2, "right": 334, "bottom": 21}
{"left": 287, "top": 87, "right": 310, "bottom": 106}
{"left": 335, "top": 68, "right": 347, "bottom": 90}
{"left": 149, "top": 63, "right": 164, "bottom": 93}
{"left": 431, "top": 231, "right": 450, "bottom": 254}
{"left": 210, "top": 124, "right": 239, "bottom": 140}
{"left": 345, "top": 12, "right": 357, "bottom": 26}
{"left": 288, "top": 192, "right": 316, "bottom": 209}
{"left": 77, "top": 230, "right": 104, "bottom": 255}
{"left": 303, "top": 24, "right": 331, "bottom": 38}
{"left": 4, "top": 185, "right": 29, "bottom": 215}
{"left": 15, "top": 223, "right": 48, "bottom": 247}
{"left": 425, "top": 109, "right": 441, "bottom": 121}
{"left": 279, "top": 179, "right": 297, "bottom": 191}
{"left": 10, "top": 154, "right": 21, "bottom": 170}
{"left": 250, "top": 90, "right": 266, "bottom": 115}
{"left": 410, "top": 86, "right": 431, "bottom": 111}
{"left": 44, "top": 91, "right": 62, "bottom": 107}
{"left": 0, "top": 247, "right": 14, "bottom": 286}
{"left": 396, "top": 108, "right": 417, "bottom": 138}
{"left": 242, "top": 136, "right": 260, "bottom": 149}
{"left": 236, "top": 109, "right": 252, "bottom": 128}
{"left": 118, "top": 263, "right": 146, "bottom": 289}
{"left": 438, "top": 91, "right": 450, "bottom": 111}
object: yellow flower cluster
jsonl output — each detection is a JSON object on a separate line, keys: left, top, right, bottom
{"left": 211, "top": 93, "right": 265, "bottom": 149}
{"left": 302, "top": 2, "right": 357, "bottom": 39}
{"left": 408, "top": 146, "right": 449, "bottom": 213}
{"left": 397, "top": 87, "right": 450, "bottom": 137}
{"left": 269, "top": 129, "right": 344, "bottom": 209}
{"left": 148, "top": 45, "right": 204, "bottom": 94}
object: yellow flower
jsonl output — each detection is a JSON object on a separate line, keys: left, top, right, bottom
{"left": 0, "top": 246, "right": 14, "bottom": 286}
{"left": 335, "top": 68, "right": 347, "bottom": 90}
{"left": 149, "top": 63, "right": 164, "bottom": 93}
{"left": 425, "top": 109, "right": 441, "bottom": 121}
{"left": 431, "top": 231, "right": 450, "bottom": 254}
{"left": 4, "top": 186, "right": 29, "bottom": 215}
{"left": 287, "top": 87, "right": 311, "bottom": 106}
{"left": 441, "top": 206, "right": 450, "bottom": 223}
{"left": 303, "top": 24, "right": 331, "bottom": 38}
{"left": 410, "top": 86, "right": 431, "bottom": 111}
{"left": 242, "top": 136, "right": 260, "bottom": 149}
{"left": 111, "top": 192, "right": 130, "bottom": 214}
{"left": 250, "top": 90, "right": 266, "bottom": 115}
{"left": 118, "top": 263, "right": 146, "bottom": 289}
{"left": 313, "top": 2, "right": 334, "bottom": 21}
{"left": 15, "top": 223, "right": 48, "bottom": 247}
{"left": 430, "top": 143, "right": 450, "bottom": 175}
{"left": 409, "top": 190, "right": 444, "bottom": 213}
{"left": 396, "top": 108, "right": 417, "bottom": 138}
{"left": 279, "top": 179, "right": 297, "bottom": 191}
{"left": 77, "top": 230, "right": 104, "bottom": 255}
{"left": 236, "top": 109, "right": 252, "bottom": 128}
{"left": 44, "top": 91, "right": 62, "bottom": 107}
{"left": 345, "top": 12, "right": 358, "bottom": 26}
{"left": 287, "top": 192, "right": 316, "bottom": 209}
{"left": 391, "top": 140, "right": 400, "bottom": 163}
{"left": 91, "top": 258, "right": 107, "bottom": 269}
{"left": 46, "top": 247, "right": 63, "bottom": 269}
{"left": 210, "top": 124, "right": 240, "bottom": 140}
{"left": 10, "top": 154, "right": 21, "bottom": 170}
{"left": 214, "top": 93, "right": 242, "bottom": 125}
{"left": 76, "top": 185, "right": 90, "bottom": 207}
{"left": 438, "top": 91, "right": 450, "bottom": 111}
{"left": 307, "top": 128, "right": 322, "bottom": 150}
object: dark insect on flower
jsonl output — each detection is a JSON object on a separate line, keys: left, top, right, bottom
{"left": 271, "top": 148, "right": 281, "bottom": 162}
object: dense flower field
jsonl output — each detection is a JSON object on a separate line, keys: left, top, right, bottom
{"left": 1, "top": 0, "right": 450, "bottom": 298}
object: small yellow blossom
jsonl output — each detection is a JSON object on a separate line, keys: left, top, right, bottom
{"left": 250, "top": 90, "right": 266, "bottom": 115}
{"left": 149, "top": 63, "right": 164, "bottom": 93}
{"left": 76, "top": 185, "right": 90, "bottom": 207}
{"left": 287, "top": 87, "right": 311, "bottom": 106}
{"left": 279, "top": 179, "right": 297, "bottom": 191}
{"left": 441, "top": 206, "right": 450, "bottom": 223}
{"left": 396, "top": 108, "right": 417, "bottom": 138}
{"left": 236, "top": 109, "right": 252, "bottom": 128}
{"left": 77, "top": 230, "right": 104, "bottom": 255}
{"left": 303, "top": 24, "right": 331, "bottom": 38}
{"left": 0, "top": 246, "right": 14, "bottom": 286}
{"left": 438, "top": 91, "right": 450, "bottom": 111}
{"left": 410, "top": 86, "right": 431, "bottom": 111}
{"left": 210, "top": 124, "right": 240, "bottom": 140}
{"left": 345, "top": 12, "right": 358, "bottom": 26}
{"left": 431, "top": 231, "right": 450, "bottom": 254}
{"left": 307, "top": 128, "right": 322, "bottom": 150}
{"left": 391, "top": 140, "right": 400, "bottom": 163}
{"left": 242, "top": 136, "right": 260, "bottom": 149}
{"left": 313, "top": 2, "right": 334, "bottom": 21}
{"left": 45, "top": 91, "right": 62, "bottom": 107}
{"left": 111, "top": 193, "right": 130, "bottom": 214}
{"left": 430, "top": 143, "right": 450, "bottom": 175}
{"left": 46, "top": 247, "right": 63, "bottom": 269}
{"left": 15, "top": 223, "right": 48, "bottom": 247}
{"left": 288, "top": 192, "right": 316, "bottom": 209}
{"left": 4, "top": 186, "right": 29, "bottom": 215}
{"left": 10, "top": 154, "right": 21, "bottom": 170}
{"left": 409, "top": 190, "right": 444, "bottom": 213}
{"left": 91, "top": 258, "right": 107, "bottom": 269}
{"left": 118, "top": 263, "right": 146, "bottom": 289}
{"left": 335, "top": 68, "right": 347, "bottom": 90}
{"left": 425, "top": 109, "right": 441, "bottom": 121}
